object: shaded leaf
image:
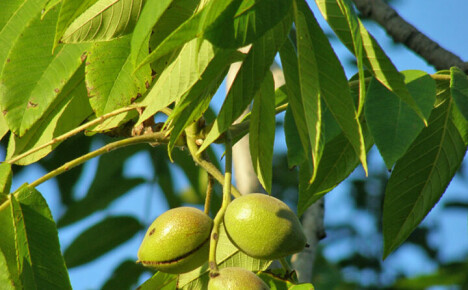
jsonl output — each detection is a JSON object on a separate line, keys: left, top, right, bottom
{"left": 64, "top": 216, "right": 143, "bottom": 268}
{"left": 315, "top": 0, "right": 426, "bottom": 124}
{"left": 298, "top": 123, "right": 373, "bottom": 216}
{"left": 178, "top": 225, "right": 272, "bottom": 289}
{"left": 450, "top": 66, "right": 468, "bottom": 120}
{"left": 57, "top": 145, "right": 146, "bottom": 227}
{"left": 0, "top": 248, "right": 15, "bottom": 290}
{"left": 6, "top": 64, "right": 92, "bottom": 165}
{"left": 61, "top": 0, "right": 144, "bottom": 43}
{"left": 0, "top": 6, "right": 88, "bottom": 136}
{"left": 198, "top": 15, "right": 292, "bottom": 154}
{"left": 365, "top": 70, "right": 436, "bottom": 168}
{"left": 101, "top": 260, "right": 146, "bottom": 290}
{"left": 284, "top": 106, "right": 306, "bottom": 169}
{"left": 250, "top": 71, "right": 276, "bottom": 193}
{"left": 150, "top": 147, "right": 182, "bottom": 209}
{"left": 0, "top": 195, "right": 21, "bottom": 288}
{"left": 0, "top": 163, "right": 12, "bottom": 194}
{"left": 259, "top": 270, "right": 314, "bottom": 290}
{"left": 383, "top": 97, "right": 467, "bottom": 258}
{"left": 12, "top": 185, "right": 71, "bottom": 289}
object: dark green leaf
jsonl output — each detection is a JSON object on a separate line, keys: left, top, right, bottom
{"left": 63, "top": 216, "right": 143, "bottom": 268}
{"left": 298, "top": 123, "right": 373, "bottom": 216}
{"left": 294, "top": 0, "right": 368, "bottom": 175}
{"left": 284, "top": 106, "right": 306, "bottom": 169}
{"left": 198, "top": 15, "right": 292, "bottom": 153}
{"left": 259, "top": 270, "right": 315, "bottom": 290}
{"left": 101, "top": 260, "right": 146, "bottom": 290}
{"left": 0, "top": 6, "right": 88, "bottom": 137}
{"left": 315, "top": 0, "right": 426, "bottom": 125}
{"left": 57, "top": 145, "right": 146, "bottom": 227}
{"left": 383, "top": 97, "right": 467, "bottom": 258}
{"left": 0, "top": 163, "right": 12, "bottom": 194}
{"left": 138, "top": 271, "right": 177, "bottom": 290}
{"left": 366, "top": 70, "right": 436, "bottom": 168}
{"left": 5, "top": 64, "right": 92, "bottom": 165}
{"left": 450, "top": 67, "right": 468, "bottom": 120}
{"left": 13, "top": 185, "right": 71, "bottom": 289}
{"left": 150, "top": 147, "right": 181, "bottom": 209}
{"left": 250, "top": 71, "right": 276, "bottom": 193}
{"left": 61, "top": 0, "right": 144, "bottom": 43}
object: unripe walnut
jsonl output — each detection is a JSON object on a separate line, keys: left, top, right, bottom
{"left": 224, "top": 193, "right": 306, "bottom": 260}
{"left": 208, "top": 267, "right": 269, "bottom": 290}
{"left": 137, "top": 207, "right": 212, "bottom": 274}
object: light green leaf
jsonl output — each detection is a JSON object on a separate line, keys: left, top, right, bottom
{"left": 0, "top": 196, "right": 21, "bottom": 288}
{"left": 198, "top": 15, "right": 292, "bottom": 154}
{"left": 137, "top": 39, "right": 218, "bottom": 124}
{"left": 450, "top": 67, "right": 468, "bottom": 120}
{"left": 61, "top": 0, "right": 144, "bottom": 43}
{"left": 294, "top": 0, "right": 367, "bottom": 175}
{"left": 366, "top": 70, "right": 436, "bottom": 168}
{"left": 5, "top": 65, "right": 92, "bottom": 165}
{"left": 178, "top": 225, "right": 272, "bottom": 289}
{"left": 0, "top": 163, "right": 12, "bottom": 194}
{"left": 166, "top": 49, "right": 240, "bottom": 154}
{"left": 0, "top": 248, "right": 15, "bottom": 290}
{"left": 0, "top": 113, "right": 8, "bottom": 142}
{"left": 53, "top": 0, "right": 100, "bottom": 47}
{"left": 85, "top": 34, "right": 151, "bottom": 128}
{"left": 130, "top": 0, "right": 174, "bottom": 64}
{"left": 383, "top": 97, "right": 467, "bottom": 258}
{"left": 250, "top": 71, "right": 276, "bottom": 193}
{"left": 298, "top": 123, "right": 373, "bottom": 216}
{"left": 63, "top": 216, "right": 143, "bottom": 268}
{"left": 0, "top": 6, "right": 88, "bottom": 136}
{"left": 138, "top": 271, "right": 177, "bottom": 290}
{"left": 315, "top": 0, "right": 426, "bottom": 125}
{"left": 12, "top": 185, "right": 72, "bottom": 289}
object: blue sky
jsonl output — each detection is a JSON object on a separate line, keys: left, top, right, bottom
{"left": 3, "top": 1, "right": 468, "bottom": 289}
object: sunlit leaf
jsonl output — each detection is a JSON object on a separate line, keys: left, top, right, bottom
{"left": 366, "top": 70, "right": 436, "bottom": 168}
{"left": 63, "top": 216, "right": 143, "bottom": 268}
{"left": 450, "top": 67, "right": 468, "bottom": 121}
{"left": 61, "top": 0, "right": 144, "bottom": 43}
{"left": 138, "top": 271, "right": 177, "bottom": 290}
{"left": 383, "top": 97, "right": 467, "bottom": 258}
{"left": 0, "top": 163, "right": 12, "bottom": 195}
{"left": 0, "top": 113, "right": 8, "bottom": 142}
{"left": 198, "top": 15, "right": 292, "bottom": 154}
{"left": 0, "top": 7, "right": 88, "bottom": 137}
{"left": 250, "top": 71, "right": 276, "bottom": 193}
{"left": 0, "top": 248, "right": 15, "bottom": 290}
{"left": 6, "top": 65, "right": 92, "bottom": 165}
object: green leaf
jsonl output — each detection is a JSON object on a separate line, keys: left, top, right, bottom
{"left": 177, "top": 225, "right": 272, "bottom": 289}
{"left": 259, "top": 270, "right": 315, "bottom": 290}
{"left": 53, "top": 0, "right": 100, "bottom": 48}
{"left": 0, "top": 6, "right": 88, "bottom": 136}
{"left": 198, "top": 15, "right": 292, "bottom": 154}
{"left": 137, "top": 39, "right": 219, "bottom": 124}
{"left": 0, "top": 111, "right": 8, "bottom": 142}
{"left": 298, "top": 123, "right": 373, "bottom": 216}
{"left": 130, "top": 0, "right": 174, "bottom": 64}
{"left": 64, "top": 216, "right": 143, "bottom": 268}
{"left": 138, "top": 0, "right": 239, "bottom": 67}
{"left": 315, "top": 0, "right": 426, "bottom": 125}
{"left": 365, "top": 70, "right": 436, "bottom": 168}
{"left": 5, "top": 64, "right": 92, "bottom": 165}
{"left": 85, "top": 34, "right": 151, "bottom": 120}
{"left": 383, "top": 97, "right": 467, "bottom": 258}
{"left": 0, "top": 197, "right": 21, "bottom": 288}
{"left": 150, "top": 147, "right": 182, "bottom": 209}
{"left": 61, "top": 0, "right": 144, "bottom": 43}
{"left": 450, "top": 67, "right": 468, "bottom": 120}
{"left": 0, "top": 163, "right": 12, "bottom": 194}
{"left": 57, "top": 145, "right": 146, "bottom": 227}
{"left": 250, "top": 71, "right": 276, "bottom": 193}
{"left": 12, "top": 185, "right": 71, "bottom": 289}
{"left": 284, "top": 107, "right": 306, "bottom": 169}
{"left": 293, "top": 0, "right": 367, "bottom": 175}
{"left": 101, "top": 260, "right": 146, "bottom": 290}
{"left": 0, "top": 248, "right": 15, "bottom": 290}
{"left": 138, "top": 271, "right": 177, "bottom": 290}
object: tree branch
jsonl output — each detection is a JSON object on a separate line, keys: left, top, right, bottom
{"left": 351, "top": 0, "right": 468, "bottom": 73}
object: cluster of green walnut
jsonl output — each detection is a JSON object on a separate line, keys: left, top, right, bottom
{"left": 137, "top": 193, "right": 307, "bottom": 289}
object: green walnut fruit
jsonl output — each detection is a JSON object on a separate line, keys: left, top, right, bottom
{"left": 208, "top": 267, "right": 269, "bottom": 290}
{"left": 137, "top": 207, "right": 212, "bottom": 274}
{"left": 224, "top": 193, "right": 306, "bottom": 260}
